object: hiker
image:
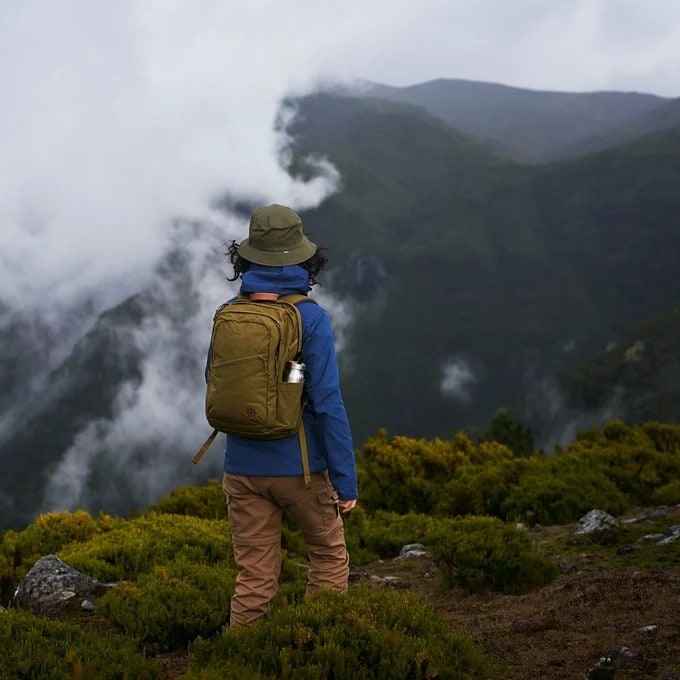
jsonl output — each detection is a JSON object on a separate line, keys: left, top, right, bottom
{"left": 213, "top": 204, "right": 358, "bottom": 627}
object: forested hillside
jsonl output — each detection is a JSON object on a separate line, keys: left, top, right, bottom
{"left": 292, "top": 93, "right": 680, "bottom": 444}
{"left": 560, "top": 305, "right": 680, "bottom": 422}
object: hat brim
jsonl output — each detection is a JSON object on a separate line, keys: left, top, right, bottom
{"left": 238, "top": 235, "right": 317, "bottom": 266}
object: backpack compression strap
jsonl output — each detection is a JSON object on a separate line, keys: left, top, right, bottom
{"left": 193, "top": 429, "right": 218, "bottom": 465}
{"left": 298, "top": 420, "right": 311, "bottom": 488}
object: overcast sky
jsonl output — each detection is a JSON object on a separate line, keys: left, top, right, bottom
{"left": 1, "top": 0, "right": 680, "bottom": 308}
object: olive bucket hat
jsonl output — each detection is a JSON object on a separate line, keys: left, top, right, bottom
{"left": 238, "top": 204, "right": 317, "bottom": 266}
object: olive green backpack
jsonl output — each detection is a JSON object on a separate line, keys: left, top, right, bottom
{"left": 193, "top": 293, "right": 316, "bottom": 483}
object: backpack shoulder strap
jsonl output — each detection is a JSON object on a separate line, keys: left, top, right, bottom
{"left": 279, "top": 293, "right": 318, "bottom": 307}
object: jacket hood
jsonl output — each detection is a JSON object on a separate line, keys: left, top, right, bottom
{"left": 240, "top": 264, "right": 310, "bottom": 296}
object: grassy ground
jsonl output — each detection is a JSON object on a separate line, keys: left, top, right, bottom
{"left": 42, "top": 504, "right": 680, "bottom": 679}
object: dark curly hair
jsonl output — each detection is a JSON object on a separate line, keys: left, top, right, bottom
{"left": 225, "top": 240, "right": 328, "bottom": 287}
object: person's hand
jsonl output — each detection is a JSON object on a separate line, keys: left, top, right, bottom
{"left": 336, "top": 499, "right": 357, "bottom": 514}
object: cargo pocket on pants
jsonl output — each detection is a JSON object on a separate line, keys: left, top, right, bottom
{"left": 315, "top": 486, "right": 340, "bottom": 531}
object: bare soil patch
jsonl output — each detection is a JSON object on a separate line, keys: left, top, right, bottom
{"left": 354, "top": 507, "right": 680, "bottom": 679}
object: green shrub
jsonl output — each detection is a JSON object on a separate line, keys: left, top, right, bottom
{"left": 0, "top": 608, "right": 160, "bottom": 679}
{"left": 640, "top": 421, "right": 680, "bottom": 454}
{"left": 500, "top": 465, "right": 628, "bottom": 525}
{"left": 345, "top": 509, "right": 434, "bottom": 565}
{"left": 483, "top": 408, "right": 535, "bottom": 456}
{"left": 357, "top": 431, "right": 512, "bottom": 515}
{"left": 0, "top": 510, "right": 118, "bottom": 604}
{"left": 568, "top": 420, "right": 680, "bottom": 505}
{"left": 426, "top": 516, "right": 557, "bottom": 594}
{"left": 435, "top": 457, "right": 538, "bottom": 518}
{"left": 271, "top": 555, "right": 308, "bottom": 608}
{"left": 59, "top": 513, "right": 232, "bottom": 581}
{"left": 357, "top": 422, "right": 679, "bottom": 527}
{"left": 281, "top": 518, "right": 310, "bottom": 559}
{"left": 97, "top": 558, "right": 235, "bottom": 651}
{"left": 148, "top": 479, "right": 226, "bottom": 520}
{"left": 651, "top": 480, "right": 680, "bottom": 505}
{"left": 184, "top": 588, "right": 498, "bottom": 679}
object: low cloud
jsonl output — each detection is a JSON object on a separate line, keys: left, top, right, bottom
{"left": 440, "top": 357, "right": 476, "bottom": 402}
{"left": 525, "top": 375, "right": 625, "bottom": 452}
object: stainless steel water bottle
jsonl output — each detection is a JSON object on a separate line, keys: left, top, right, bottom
{"left": 283, "top": 360, "right": 306, "bottom": 383}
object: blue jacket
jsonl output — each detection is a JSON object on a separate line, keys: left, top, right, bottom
{"left": 211, "top": 264, "right": 358, "bottom": 500}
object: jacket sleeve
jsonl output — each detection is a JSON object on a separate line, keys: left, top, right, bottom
{"left": 300, "top": 306, "right": 358, "bottom": 500}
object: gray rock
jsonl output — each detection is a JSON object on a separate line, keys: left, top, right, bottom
{"left": 0, "top": 604, "right": 6, "bottom": 614}
{"left": 13, "top": 555, "right": 107, "bottom": 615}
{"left": 399, "top": 543, "right": 427, "bottom": 555}
{"left": 636, "top": 625, "right": 658, "bottom": 633}
{"left": 575, "top": 510, "right": 620, "bottom": 542}
{"left": 369, "top": 574, "right": 406, "bottom": 588}
{"left": 638, "top": 533, "right": 665, "bottom": 542}
{"left": 80, "top": 600, "right": 95, "bottom": 611}
{"left": 575, "top": 510, "right": 620, "bottom": 534}
{"left": 624, "top": 506, "right": 668, "bottom": 524}
{"left": 656, "top": 525, "right": 680, "bottom": 546}
{"left": 394, "top": 543, "right": 429, "bottom": 560}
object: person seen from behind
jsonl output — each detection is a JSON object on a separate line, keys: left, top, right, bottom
{"left": 215, "top": 204, "right": 358, "bottom": 627}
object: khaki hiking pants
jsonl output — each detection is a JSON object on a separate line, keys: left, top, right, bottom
{"left": 223, "top": 470, "right": 350, "bottom": 627}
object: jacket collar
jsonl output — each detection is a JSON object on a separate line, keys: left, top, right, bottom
{"left": 240, "top": 264, "right": 310, "bottom": 296}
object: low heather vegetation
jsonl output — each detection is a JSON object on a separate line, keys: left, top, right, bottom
{"left": 0, "top": 420, "right": 678, "bottom": 678}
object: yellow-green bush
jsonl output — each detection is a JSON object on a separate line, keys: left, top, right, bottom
{"left": 435, "top": 457, "right": 538, "bottom": 518}
{"left": 651, "top": 480, "right": 680, "bottom": 505}
{"left": 344, "top": 508, "right": 435, "bottom": 564}
{"left": 427, "top": 516, "right": 557, "bottom": 594}
{"left": 0, "top": 608, "right": 160, "bottom": 679}
{"left": 356, "top": 422, "right": 680, "bottom": 527}
{"left": 96, "top": 558, "right": 235, "bottom": 651}
{"left": 499, "top": 465, "right": 628, "bottom": 526}
{"left": 148, "top": 479, "right": 226, "bottom": 520}
{"left": 357, "top": 431, "right": 512, "bottom": 515}
{"left": 184, "top": 588, "right": 498, "bottom": 680}
{"left": 562, "top": 421, "right": 680, "bottom": 506}
{"left": 0, "top": 510, "right": 118, "bottom": 604}
{"left": 58, "top": 513, "right": 233, "bottom": 582}
{"left": 640, "top": 421, "right": 680, "bottom": 453}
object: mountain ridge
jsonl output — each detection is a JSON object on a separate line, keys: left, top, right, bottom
{"left": 361, "top": 77, "right": 669, "bottom": 161}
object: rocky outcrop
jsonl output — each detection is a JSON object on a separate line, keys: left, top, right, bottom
{"left": 13, "top": 555, "right": 112, "bottom": 615}
{"left": 575, "top": 510, "right": 621, "bottom": 543}
{"left": 394, "top": 543, "right": 429, "bottom": 560}
{"left": 656, "top": 525, "right": 680, "bottom": 546}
